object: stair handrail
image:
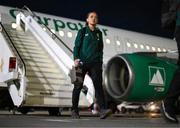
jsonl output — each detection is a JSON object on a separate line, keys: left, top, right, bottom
{"left": 22, "top": 5, "right": 73, "bottom": 53}
{"left": 0, "top": 22, "right": 26, "bottom": 76}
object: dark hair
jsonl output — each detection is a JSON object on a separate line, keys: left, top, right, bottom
{"left": 85, "top": 11, "right": 98, "bottom": 26}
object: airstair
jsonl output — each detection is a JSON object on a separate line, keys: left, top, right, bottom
{"left": 0, "top": 7, "right": 94, "bottom": 115}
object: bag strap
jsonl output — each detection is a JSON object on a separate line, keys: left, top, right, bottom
{"left": 78, "top": 27, "right": 86, "bottom": 56}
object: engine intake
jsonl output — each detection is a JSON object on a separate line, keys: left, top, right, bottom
{"left": 104, "top": 53, "right": 177, "bottom": 103}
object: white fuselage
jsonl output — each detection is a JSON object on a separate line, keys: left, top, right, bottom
{"left": 0, "top": 5, "right": 178, "bottom": 64}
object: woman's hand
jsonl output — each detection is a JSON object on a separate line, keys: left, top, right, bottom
{"left": 74, "top": 59, "right": 80, "bottom": 67}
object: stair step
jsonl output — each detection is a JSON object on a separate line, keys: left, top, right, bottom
{"left": 19, "top": 53, "right": 49, "bottom": 59}
{"left": 5, "top": 35, "right": 35, "bottom": 42}
{"left": 26, "top": 61, "right": 58, "bottom": 68}
{"left": 11, "top": 39, "right": 40, "bottom": 46}
{"left": 14, "top": 45, "right": 49, "bottom": 56}
{"left": 25, "top": 89, "right": 72, "bottom": 98}
{"left": 23, "top": 57, "right": 54, "bottom": 63}
{"left": 26, "top": 66, "right": 61, "bottom": 73}
{"left": 26, "top": 71, "right": 64, "bottom": 79}
{"left": 24, "top": 96, "right": 72, "bottom": 106}
{"left": 26, "top": 83, "right": 72, "bottom": 91}
{"left": 17, "top": 48, "right": 47, "bottom": 54}
{"left": 4, "top": 27, "right": 34, "bottom": 37}
{"left": 14, "top": 44, "right": 44, "bottom": 51}
{"left": 9, "top": 35, "right": 36, "bottom": 41}
{"left": 27, "top": 77, "right": 66, "bottom": 84}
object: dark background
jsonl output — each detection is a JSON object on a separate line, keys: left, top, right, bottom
{"left": 0, "top": 0, "right": 175, "bottom": 38}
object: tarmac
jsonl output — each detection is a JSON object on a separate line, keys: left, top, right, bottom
{"left": 0, "top": 110, "right": 180, "bottom": 127}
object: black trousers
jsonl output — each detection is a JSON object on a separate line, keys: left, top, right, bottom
{"left": 165, "top": 26, "right": 180, "bottom": 104}
{"left": 72, "top": 62, "right": 106, "bottom": 112}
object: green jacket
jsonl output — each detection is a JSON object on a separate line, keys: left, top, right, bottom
{"left": 73, "top": 26, "right": 103, "bottom": 63}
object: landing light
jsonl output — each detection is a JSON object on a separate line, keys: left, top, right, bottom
{"left": 149, "top": 105, "right": 156, "bottom": 111}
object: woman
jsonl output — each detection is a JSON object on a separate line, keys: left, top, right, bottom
{"left": 72, "top": 11, "right": 112, "bottom": 119}
{"left": 161, "top": 0, "right": 180, "bottom": 124}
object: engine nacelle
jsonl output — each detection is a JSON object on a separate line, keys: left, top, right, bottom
{"left": 104, "top": 53, "right": 177, "bottom": 103}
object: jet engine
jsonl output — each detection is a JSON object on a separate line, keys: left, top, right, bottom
{"left": 104, "top": 53, "right": 177, "bottom": 103}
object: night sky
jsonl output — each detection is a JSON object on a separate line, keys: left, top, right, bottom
{"left": 0, "top": 0, "right": 174, "bottom": 38}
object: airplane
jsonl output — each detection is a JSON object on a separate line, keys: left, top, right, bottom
{"left": 0, "top": 5, "right": 179, "bottom": 115}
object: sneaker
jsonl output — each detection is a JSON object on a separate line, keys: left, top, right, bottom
{"left": 91, "top": 103, "right": 100, "bottom": 115}
{"left": 71, "top": 110, "right": 80, "bottom": 119}
{"left": 92, "top": 109, "right": 100, "bottom": 115}
{"left": 161, "top": 101, "right": 178, "bottom": 123}
{"left": 99, "top": 109, "right": 112, "bottom": 119}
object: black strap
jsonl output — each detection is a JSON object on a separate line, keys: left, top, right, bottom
{"left": 78, "top": 27, "right": 86, "bottom": 57}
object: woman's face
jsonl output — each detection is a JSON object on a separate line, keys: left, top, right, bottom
{"left": 86, "top": 12, "right": 98, "bottom": 26}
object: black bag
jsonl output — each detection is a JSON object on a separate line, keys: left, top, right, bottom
{"left": 69, "top": 66, "right": 84, "bottom": 85}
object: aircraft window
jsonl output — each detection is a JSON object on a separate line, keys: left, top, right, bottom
{"left": 140, "top": 44, "right": 144, "bottom": 49}
{"left": 127, "top": 42, "right": 131, "bottom": 47}
{"left": 167, "top": 49, "right": 171, "bottom": 52}
{"left": 43, "top": 27, "right": 46, "bottom": 31}
{"left": 59, "top": 31, "right": 64, "bottom": 37}
{"left": 157, "top": 48, "right": 161, "bottom": 52}
{"left": 106, "top": 39, "right": 111, "bottom": 44}
{"left": 116, "top": 40, "right": 121, "bottom": 46}
{"left": 146, "top": 45, "right": 150, "bottom": 50}
{"left": 134, "top": 43, "right": 138, "bottom": 49}
{"left": 51, "top": 29, "right": 55, "bottom": 34}
{"left": 152, "top": 47, "right": 156, "bottom": 51}
{"left": 11, "top": 23, "right": 17, "bottom": 29}
{"left": 163, "top": 49, "right": 167, "bottom": 52}
{"left": 67, "top": 32, "right": 73, "bottom": 38}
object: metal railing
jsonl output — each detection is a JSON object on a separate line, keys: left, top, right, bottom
{"left": 0, "top": 22, "right": 26, "bottom": 76}
{"left": 21, "top": 5, "right": 73, "bottom": 53}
